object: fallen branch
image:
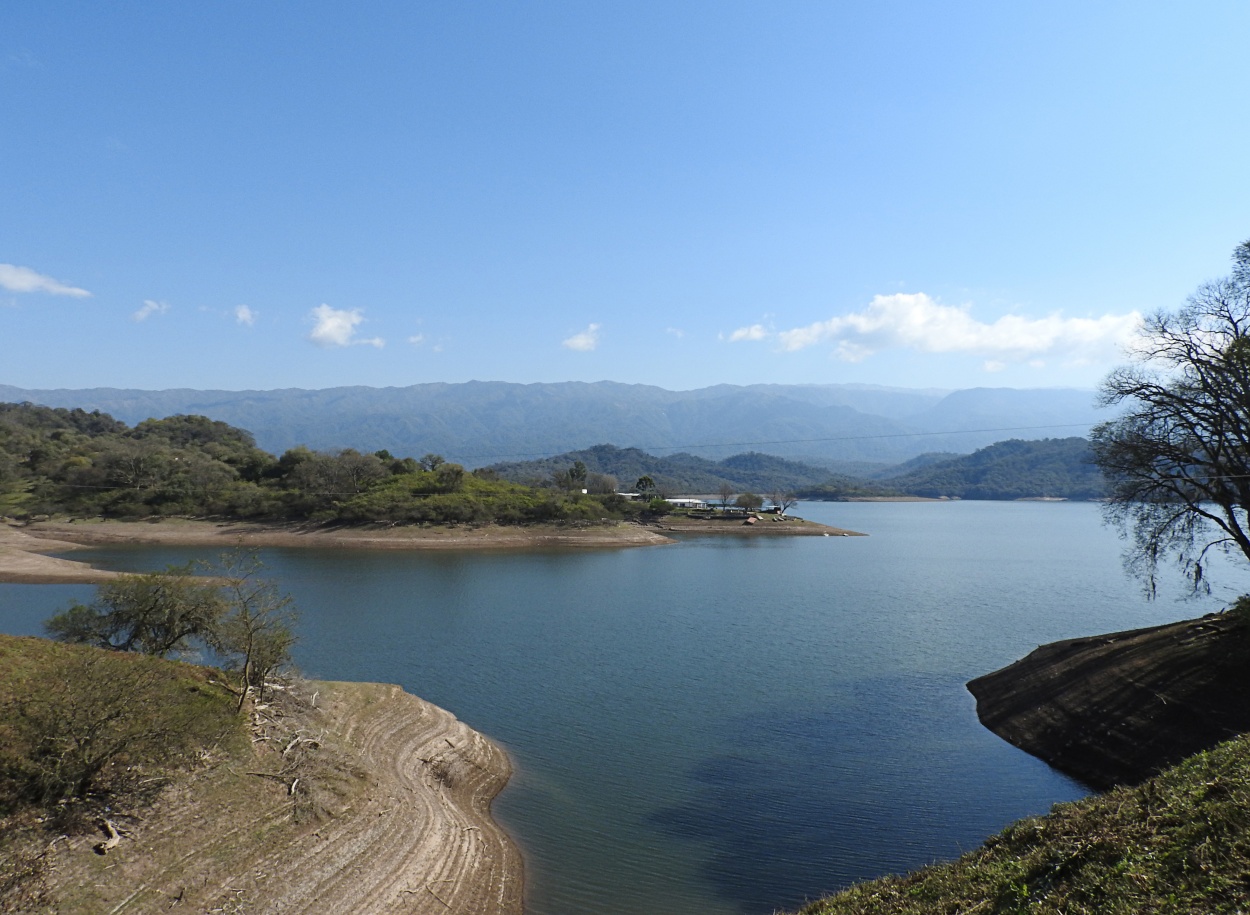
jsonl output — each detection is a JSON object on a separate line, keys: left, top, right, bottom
{"left": 94, "top": 818, "right": 122, "bottom": 855}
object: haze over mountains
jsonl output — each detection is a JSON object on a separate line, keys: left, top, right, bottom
{"left": 0, "top": 382, "right": 1109, "bottom": 469}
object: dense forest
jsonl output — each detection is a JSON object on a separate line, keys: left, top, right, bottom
{"left": 871, "top": 437, "right": 1106, "bottom": 500}
{"left": 0, "top": 403, "right": 640, "bottom": 525}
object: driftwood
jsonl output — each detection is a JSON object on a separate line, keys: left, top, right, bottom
{"left": 94, "top": 818, "right": 122, "bottom": 855}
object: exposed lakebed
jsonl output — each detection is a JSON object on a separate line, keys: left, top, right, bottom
{"left": 3, "top": 502, "right": 1247, "bottom": 914}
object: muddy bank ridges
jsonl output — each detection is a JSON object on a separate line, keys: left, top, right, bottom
{"left": 262, "top": 682, "right": 523, "bottom": 915}
{"left": 44, "top": 681, "right": 522, "bottom": 915}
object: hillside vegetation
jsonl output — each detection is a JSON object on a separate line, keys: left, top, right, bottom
{"left": 796, "top": 730, "right": 1250, "bottom": 915}
{"left": 486, "top": 443, "right": 888, "bottom": 498}
{"left": 0, "top": 404, "right": 1110, "bottom": 527}
{"left": 0, "top": 635, "right": 244, "bottom": 910}
{"left": 0, "top": 403, "right": 644, "bottom": 525}
{"left": 873, "top": 437, "right": 1104, "bottom": 501}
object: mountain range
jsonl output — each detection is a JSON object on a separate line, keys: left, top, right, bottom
{"left": 488, "top": 438, "right": 1105, "bottom": 501}
{"left": 0, "top": 381, "right": 1110, "bottom": 469}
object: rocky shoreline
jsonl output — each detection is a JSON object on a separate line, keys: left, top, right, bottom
{"left": 968, "top": 614, "right": 1250, "bottom": 789}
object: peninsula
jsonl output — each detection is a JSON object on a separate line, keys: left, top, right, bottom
{"left": 0, "top": 632, "right": 521, "bottom": 915}
{"left": 0, "top": 514, "right": 863, "bottom": 585}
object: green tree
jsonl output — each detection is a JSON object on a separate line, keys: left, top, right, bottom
{"left": 1092, "top": 239, "right": 1250, "bottom": 593}
{"left": 419, "top": 453, "right": 446, "bottom": 471}
{"left": 434, "top": 462, "right": 466, "bottom": 491}
{"left": 45, "top": 567, "right": 226, "bottom": 656}
{"left": 735, "top": 492, "right": 764, "bottom": 511}
{"left": 635, "top": 475, "right": 656, "bottom": 497}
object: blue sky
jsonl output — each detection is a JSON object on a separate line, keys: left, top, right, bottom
{"left": 3, "top": 2, "right": 1249, "bottom": 393}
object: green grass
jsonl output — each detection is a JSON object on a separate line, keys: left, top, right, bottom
{"left": 797, "top": 734, "right": 1250, "bottom": 914}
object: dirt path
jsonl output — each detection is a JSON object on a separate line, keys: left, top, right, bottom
{"left": 45, "top": 680, "right": 523, "bottom": 915}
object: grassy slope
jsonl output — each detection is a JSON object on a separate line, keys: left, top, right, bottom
{"left": 798, "top": 732, "right": 1250, "bottom": 915}
{"left": 0, "top": 635, "right": 247, "bottom": 911}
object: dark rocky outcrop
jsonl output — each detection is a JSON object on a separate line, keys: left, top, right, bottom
{"left": 968, "top": 614, "right": 1250, "bottom": 789}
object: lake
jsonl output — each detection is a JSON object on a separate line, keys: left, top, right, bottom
{"left": 3, "top": 501, "right": 1247, "bottom": 914}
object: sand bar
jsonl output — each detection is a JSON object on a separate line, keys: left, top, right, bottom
{"left": 0, "top": 518, "right": 674, "bottom": 583}
{"left": 0, "top": 523, "right": 123, "bottom": 583}
{"left": 2, "top": 515, "right": 863, "bottom": 583}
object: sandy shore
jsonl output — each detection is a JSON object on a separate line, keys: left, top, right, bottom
{"left": 43, "top": 678, "right": 522, "bottom": 915}
{"left": 0, "top": 518, "right": 674, "bottom": 584}
{"left": 0, "top": 523, "right": 123, "bottom": 583}
{"left": 1, "top": 516, "right": 864, "bottom": 583}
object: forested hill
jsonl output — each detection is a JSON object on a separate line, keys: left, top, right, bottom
{"left": 486, "top": 444, "right": 888, "bottom": 497}
{"left": 0, "top": 403, "right": 639, "bottom": 525}
{"left": 873, "top": 437, "right": 1105, "bottom": 500}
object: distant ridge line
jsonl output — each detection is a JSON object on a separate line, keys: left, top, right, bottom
{"left": 0, "top": 381, "right": 1110, "bottom": 467}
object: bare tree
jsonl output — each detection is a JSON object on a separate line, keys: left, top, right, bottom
{"left": 586, "top": 472, "right": 618, "bottom": 495}
{"left": 769, "top": 490, "right": 798, "bottom": 517}
{"left": 211, "top": 551, "right": 298, "bottom": 710}
{"left": 717, "top": 482, "right": 735, "bottom": 509}
{"left": 1091, "top": 239, "right": 1250, "bottom": 594}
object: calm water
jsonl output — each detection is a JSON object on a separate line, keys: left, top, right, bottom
{"left": 3, "top": 501, "right": 1248, "bottom": 914}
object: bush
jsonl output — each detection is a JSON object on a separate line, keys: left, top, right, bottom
{"left": 0, "top": 642, "right": 237, "bottom": 818}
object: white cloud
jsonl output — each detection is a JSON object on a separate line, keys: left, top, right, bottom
{"left": 132, "top": 299, "right": 170, "bottom": 322}
{"left": 563, "top": 323, "right": 601, "bottom": 352}
{"left": 0, "top": 264, "right": 91, "bottom": 297}
{"left": 408, "top": 333, "right": 426, "bottom": 345}
{"left": 771, "top": 293, "right": 1141, "bottom": 365}
{"left": 728, "top": 323, "right": 769, "bottom": 342}
{"left": 665, "top": 327, "right": 686, "bottom": 339}
{"left": 308, "top": 304, "right": 384, "bottom": 348}
{"left": 234, "top": 304, "right": 257, "bottom": 326}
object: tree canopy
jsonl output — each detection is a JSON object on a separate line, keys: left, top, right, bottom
{"left": 0, "top": 404, "right": 648, "bottom": 526}
{"left": 1091, "top": 239, "right": 1250, "bottom": 593}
